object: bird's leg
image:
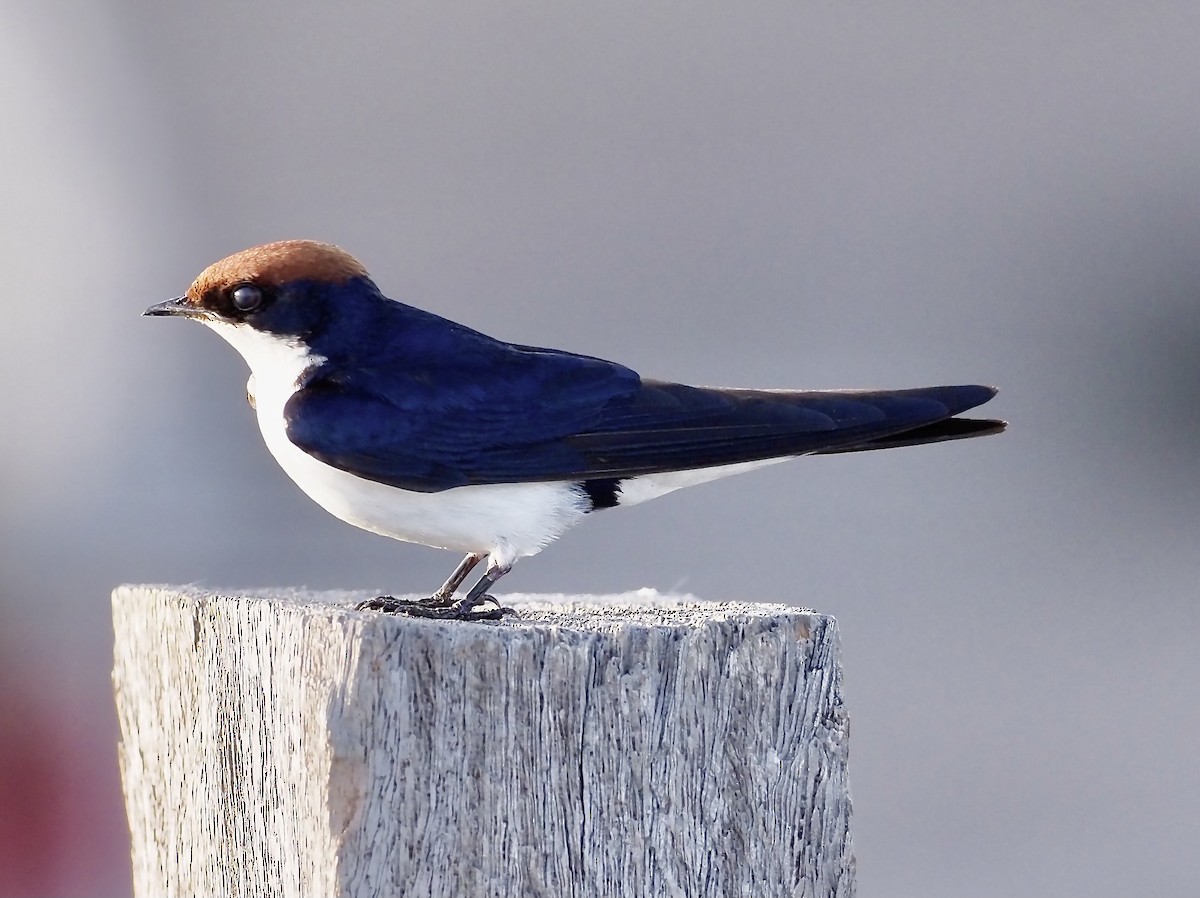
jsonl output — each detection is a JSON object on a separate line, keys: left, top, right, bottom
{"left": 390, "top": 559, "right": 515, "bottom": 621}
{"left": 428, "top": 552, "right": 485, "bottom": 605}
{"left": 356, "top": 552, "right": 510, "bottom": 620}
{"left": 357, "top": 552, "right": 482, "bottom": 612}
{"left": 458, "top": 560, "right": 513, "bottom": 613}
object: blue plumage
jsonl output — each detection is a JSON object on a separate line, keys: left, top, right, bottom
{"left": 281, "top": 278, "right": 998, "bottom": 492}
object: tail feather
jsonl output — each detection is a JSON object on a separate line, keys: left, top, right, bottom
{"left": 566, "top": 382, "right": 1003, "bottom": 476}
{"left": 812, "top": 416, "right": 1006, "bottom": 454}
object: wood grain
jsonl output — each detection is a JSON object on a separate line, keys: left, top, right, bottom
{"left": 113, "top": 586, "right": 854, "bottom": 897}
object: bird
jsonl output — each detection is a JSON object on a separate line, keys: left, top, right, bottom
{"left": 145, "top": 240, "right": 1004, "bottom": 621}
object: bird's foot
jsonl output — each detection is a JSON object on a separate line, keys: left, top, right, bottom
{"left": 356, "top": 593, "right": 513, "bottom": 621}
{"left": 357, "top": 592, "right": 455, "bottom": 612}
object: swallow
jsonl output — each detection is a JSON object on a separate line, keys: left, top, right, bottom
{"left": 145, "top": 240, "right": 1004, "bottom": 620}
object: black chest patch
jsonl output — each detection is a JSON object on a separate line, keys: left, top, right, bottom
{"left": 581, "top": 478, "right": 622, "bottom": 511}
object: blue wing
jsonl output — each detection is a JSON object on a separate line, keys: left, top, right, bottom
{"left": 284, "top": 293, "right": 1001, "bottom": 491}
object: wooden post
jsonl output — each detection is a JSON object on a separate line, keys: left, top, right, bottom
{"left": 112, "top": 586, "right": 855, "bottom": 897}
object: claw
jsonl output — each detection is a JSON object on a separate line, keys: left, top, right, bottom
{"left": 356, "top": 595, "right": 412, "bottom": 613}
{"left": 355, "top": 552, "right": 514, "bottom": 622}
{"left": 355, "top": 593, "right": 456, "bottom": 612}
{"left": 356, "top": 593, "right": 513, "bottom": 621}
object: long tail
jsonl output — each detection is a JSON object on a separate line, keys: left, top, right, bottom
{"left": 566, "top": 383, "right": 1005, "bottom": 475}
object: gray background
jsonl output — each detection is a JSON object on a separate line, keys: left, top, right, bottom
{"left": 3, "top": 2, "right": 1198, "bottom": 896}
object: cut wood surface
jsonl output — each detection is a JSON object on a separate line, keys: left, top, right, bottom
{"left": 112, "top": 585, "right": 854, "bottom": 897}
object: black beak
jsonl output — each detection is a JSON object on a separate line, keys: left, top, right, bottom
{"left": 143, "top": 296, "right": 201, "bottom": 318}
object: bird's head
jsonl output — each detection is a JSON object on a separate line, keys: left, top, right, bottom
{"left": 145, "top": 239, "right": 380, "bottom": 367}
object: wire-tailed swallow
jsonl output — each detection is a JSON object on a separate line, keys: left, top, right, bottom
{"left": 145, "top": 240, "right": 1004, "bottom": 620}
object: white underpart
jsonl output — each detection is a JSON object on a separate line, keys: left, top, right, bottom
{"left": 202, "top": 320, "right": 589, "bottom": 569}
{"left": 617, "top": 457, "right": 791, "bottom": 506}
{"left": 201, "top": 319, "right": 798, "bottom": 569}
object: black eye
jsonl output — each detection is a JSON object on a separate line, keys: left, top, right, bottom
{"left": 230, "top": 284, "right": 263, "bottom": 312}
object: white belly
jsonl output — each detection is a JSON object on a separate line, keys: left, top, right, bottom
{"left": 209, "top": 320, "right": 591, "bottom": 566}
{"left": 260, "top": 420, "right": 589, "bottom": 562}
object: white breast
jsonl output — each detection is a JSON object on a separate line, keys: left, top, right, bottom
{"left": 200, "top": 320, "right": 592, "bottom": 567}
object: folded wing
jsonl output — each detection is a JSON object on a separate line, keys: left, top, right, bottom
{"left": 285, "top": 342, "right": 1002, "bottom": 492}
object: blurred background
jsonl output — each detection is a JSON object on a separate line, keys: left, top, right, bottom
{"left": 3, "top": 2, "right": 1199, "bottom": 895}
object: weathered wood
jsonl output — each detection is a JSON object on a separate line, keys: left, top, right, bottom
{"left": 112, "top": 585, "right": 854, "bottom": 897}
